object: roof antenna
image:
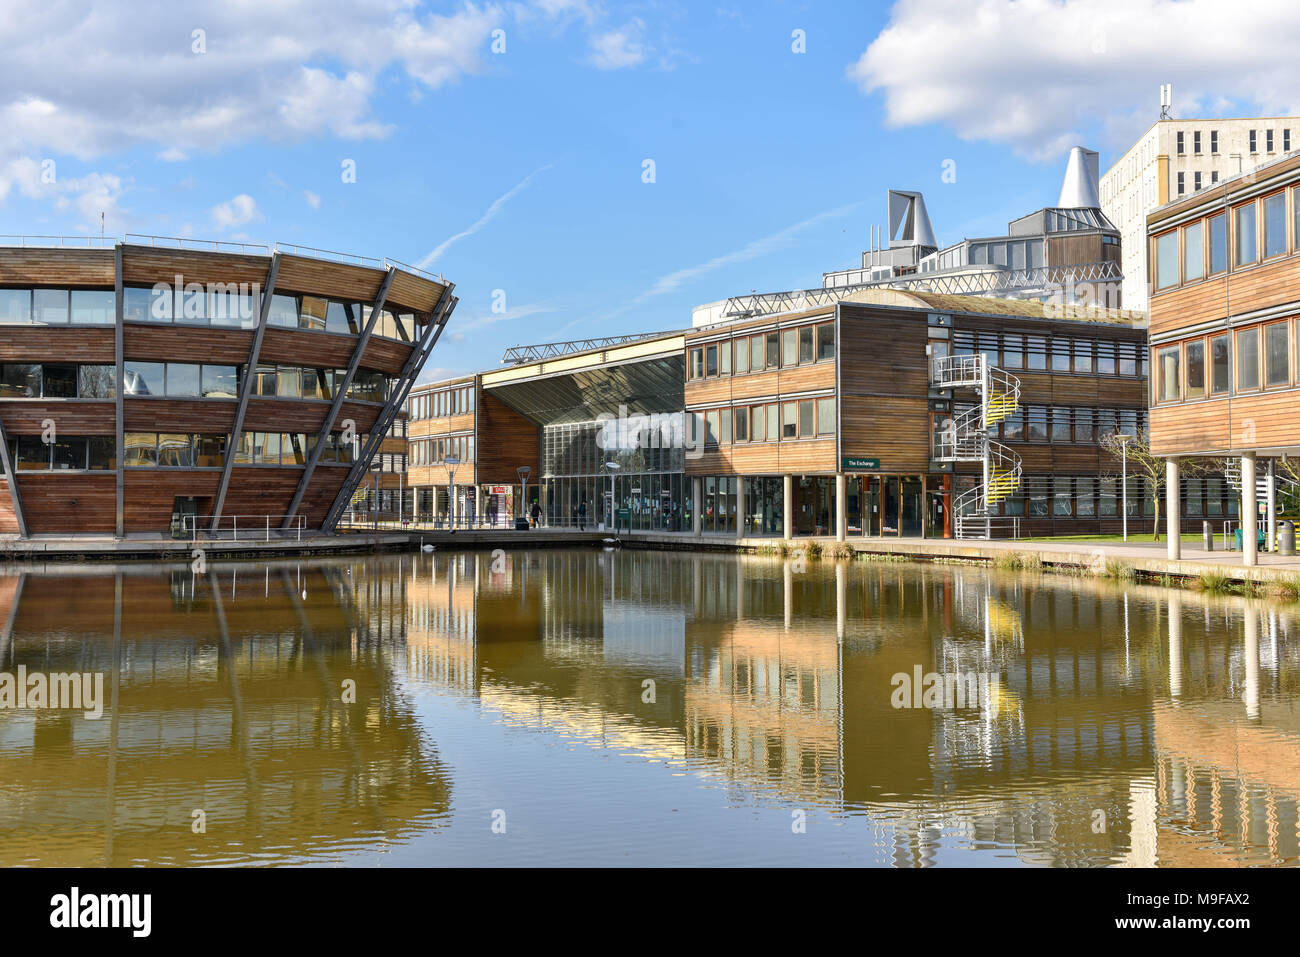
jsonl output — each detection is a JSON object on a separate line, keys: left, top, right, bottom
{"left": 100, "top": 211, "right": 105, "bottom": 240}
{"left": 1159, "top": 83, "right": 1173, "bottom": 120}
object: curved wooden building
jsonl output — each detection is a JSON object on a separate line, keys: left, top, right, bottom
{"left": 0, "top": 238, "right": 456, "bottom": 537}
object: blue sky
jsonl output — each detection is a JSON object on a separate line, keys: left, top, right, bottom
{"left": 2, "top": 0, "right": 1298, "bottom": 380}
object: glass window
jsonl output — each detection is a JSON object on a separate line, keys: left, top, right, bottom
{"left": 817, "top": 323, "right": 834, "bottom": 360}
{"left": 705, "top": 345, "right": 717, "bottom": 377}
{"left": 798, "top": 400, "right": 814, "bottom": 437}
{"left": 734, "top": 406, "right": 748, "bottom": 441}
{"left": 719, "top": 341, "right": 731, "bottom": 375}
{"left": 326, "top": 301, "right": 359, "bottom": 335}
{"left": 89, "top": 436, "right": 115, "bottom": 470}
{"left": 705, "top": 410, "right": 719, "bottom": 445}
{"left": 202, "top": 365, "right": 240, "bottom": 398}
{"left": 799, "top": 326, "right": 814, "bottom": 363}
{"left": 782, "top": 401, "right": 797, "bottom": 439}
{"left": 1002, "top": 334, "right": 1023, "bottom": 369}
{"left": 1264, "top": 192, "right": 1287, "bottom": 258}
{"left": 750, "top": 404, "right": 764, "bottom": 442}
{"left": 734, "top": 339, "right": 749, "bottom": 375}
{"left": 124, "top": 433, "right": 157, "bottom": 467}
{"left": 276, "top": 365, "right": 302, "bottom": 398}
{"left": 1073, "top": 340, "right": 1093, "bottom": 373}
{"left": 1155, "top": 231, "right": 1178, "bottom": 288}
{"left": 267, "top": 294, "right": 298, "bottom": 327}
{"left": 1185, "top": 339, "right": 1205, "bottom": 399}
{"left": 750, "top": 335, "right": 763, "bottom": 372}
{"left": 718, "top": 408, "right": 732, "bottom": 443}
{"left": 1235, "top": 202, "right": 1257, "bottom": 266}
{"left": 1210, "top": 333, "right": 1231, "bottom": 394}
{"left": 1237, "top": 326, "right": 1260, "bottom": 391}
{"left": 1075, "top": 477, "right": 1095, "bottom": 516}
{"left": 15, "top": 435, "right": 49, "bottom": 470}
{"left": 195, "top": 435, "right": 226, "bottom": 468}
{"left": 1183, "top": 221, "right": 1204, "bottom": 281}
{"left": 0, "top": 364, "right": 39, "bottom": 398}
{"left": 765, "top": 332, "right": 779, "bottom": 369}
{"left": 1074, "top": 408, "right": 1094, "bottom": 444}
{"left": 157, "top": 433, "right": 193, "bottom": 467}
{"left": 1026, "top": 336, "right": 1047, "bottom": 370}
{"left": 209, "top": 288, "right": 255, "bottom": 328}
{"left": 1157, "top": 345, "right": 1181, "bottom": 401}
{"left": 1053, "top": 478, "right": 1072, "bottom": 515}
{"left": 175, "top": 283, "right": 207, "bottom": 322}
{"left": 782, "top": 329, "right": 798, "bottom": 367}
{"left": 166, "top": 363, "right": 202, "bottom": 397}
{"left": 41, "top": 364, "right": 76, "bottom": 398}
{"left": 1051, "top": 407, "right": 1072, "bottom": 442}
{"left": 1099, "top": 478, "right": 1118, "bottom": 516}
{"left": 1051, "top": 340, "right": 1071, "bottom": 371}
{"left": 1003, "top": 408, "right": 1024, "bottom": 441}
{"left": 123, "top": 361, "right": 165, "bottom": 397}
{"left": 299, "top": 296, "right": 328, "bottom": 331}
{"left": 1209, "top": 212, "right": 1228, "bottom": 275}
{"left": 1027, "top": 406, "right": 1048, "bottom": 442}
{"left": 688, "top": 348, "right": 702, "bottom": 379}
{"left": 0, "top": 289, "right": 31, "bottom": 322}
{"left": 50, "top": 437, "right": 87, "bottom": 470}
{"left": 78, "top": 365, "right": 116, "bottom": 398}
{"left": 766, "top": 403, "right": 779, "bottom": 442}
{"left": 1265, "top": 321, "right": 1289, "bottom": 386}
{"left": 70, "top": 290, "right": 115, "bottom": 324}
{"left": 1096, "top": 341, "right": 1116, "bottom": 375}
{"left": 33, "top": 289, "right": 69, "bottom": 323}
{"left": 817, "top": 397, "right": 835, "bottom": 435}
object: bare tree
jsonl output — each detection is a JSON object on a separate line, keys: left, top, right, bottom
{"left": 1099, "top": 432, "right": 1212, "bottom": 541}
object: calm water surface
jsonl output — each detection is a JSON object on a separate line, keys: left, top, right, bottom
{"left": 0, "top": 549, "right": 1297, "bottom": 867}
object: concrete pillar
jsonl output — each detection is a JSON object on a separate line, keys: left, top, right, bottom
{"left": 1242, "top": 451, "right": 1257, "bottom": 567}
{"left": 692, "top": 476, "right": 702, "bottom": 537}
{"left": 736, "top": 476, "right": 746, "bottom": 539}
{"left": 1165, "top": 458, "right": 1180, "bottom": 560}
{"left": 1266, "top": 459, "right": 1276, "bottom": 552}
{"left": 835, "top": 473, "right": 847, "bottom": 543}
{"left": 1167, "top": 591, "right": 1182, "bottom": 699}
{"left": 782, "top": 475, "right": 793, "bottom": 540}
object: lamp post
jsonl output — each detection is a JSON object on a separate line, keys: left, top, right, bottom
{"left": 517, "top": 465, "right": 531, "bottom": 528}
{"left": 1115, "top": 433, "right": 1133, "bottom": 542}
{"left": 604, "top": 460, "right": 620, "bottom": 532}
{"left": 445, "top": 456, "right": 460, "bottom": 530}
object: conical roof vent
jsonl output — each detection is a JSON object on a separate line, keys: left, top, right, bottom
{"left": 887, "top": 190, "right": 936, "bottom": 248}
{"left": 1057, "top": 147, "right": 1100, "bottom": 208}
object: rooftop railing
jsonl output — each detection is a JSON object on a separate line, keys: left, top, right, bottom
{"left": 124, "top": 233, "right": 271, "bottom": 255}
{"left": 385, "top": 257, "right": 445, "bottom": 284}
{"left": 0, "top": 235, "right": 116, "bottom": 248}
{"left": 501, "top": 332, "right": 673, "bottom": 365}
{"left": 274, "top": 242, "right": 382, "bottom": 270}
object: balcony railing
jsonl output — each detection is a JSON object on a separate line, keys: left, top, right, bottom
{"left": 274, "top": 242, "right": 382, "bottom": 270}
{"left": 0, "top": 235, "right": 117, "bottom": 248}
{"left": 125, "top": 233, "right": 271, "bottom": 255}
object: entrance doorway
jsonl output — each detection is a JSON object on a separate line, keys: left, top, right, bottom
{"left": 170, "top": 496, "right": 197, "bottom": 538}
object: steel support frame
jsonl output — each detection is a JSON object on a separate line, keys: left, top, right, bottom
{"left": 209, "top": 252, "right": 280, "bottom": 533}
{"left": 281, "top": 266, "right": 396, "bottom": 529}
{"left": 322, "top": 286, "right": 456, "bottom": 532}
{"left": 114, "top": 243, "right": 125, "bottom": 538}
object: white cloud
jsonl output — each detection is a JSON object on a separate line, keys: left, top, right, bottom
{"left": 848, "top": 0, "right": 1300, "bottom": 161}
{"left": 418, "top": 164, "right": 553, "bottom": 268}
{"left": 587, "top": 20, "right": 648, "bottom": 69}
{"left": 158, "top": 147, "right": 188, "bottom": 162}
{"left": 303, "top": 190, "right": 321, "bottom": 210}
{"left": 212, "top": 194, "right": 261, "bottom": 230}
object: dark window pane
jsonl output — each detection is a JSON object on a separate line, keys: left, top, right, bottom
{"left": 0, "top": 364, "right": 40, "bottom": 398}
{"left": 42, "top": 364, "right": 77, "bottom": 398}
{"left": 51, "top": 438, "right": 87, "bottom": 470}
{"left": 88, "top": 437, "right": 116, "bottom": 470}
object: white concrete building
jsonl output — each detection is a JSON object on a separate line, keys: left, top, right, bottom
{"left": 1101, "top": 117, "right": 1297, "bottom": 312}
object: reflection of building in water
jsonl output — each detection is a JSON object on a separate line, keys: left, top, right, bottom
{"left": 406, "top": 553, "right": 477, "bottom": 692}
{"left": 0, "top": 562, "right": 448, "bottom": 867}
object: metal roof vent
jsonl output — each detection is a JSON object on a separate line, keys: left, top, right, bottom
{"left": 887, "top": 189, "right": 937, "bottom": 248}
{"left": 1057, "top": 146, "right": 1101, "bottom": 209}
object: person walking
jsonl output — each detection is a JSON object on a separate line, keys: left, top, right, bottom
{"left": 577, "top": 500, "right": 587, "bottom": 531}
{"left": 530, "top": 500, "right": 541, "bottom": 528}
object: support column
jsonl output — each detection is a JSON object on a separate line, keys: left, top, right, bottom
{"left": 1165, "top": 458, "right": 1180, "bottom": 560}
{"left": 1266, "top": 459, "right": 1276, "bottom": 552}
{"left": 782, "top": 475, "right": 793, "bottom": 540}
{"left": 1242, "top": 451, "right": 1257, "bottom": 567}
{"left": 835, "top": 473, "right": 847, "bottom": 543}
{"left": 692, "top": 476, "right": 702, "bottom": 537}
{"left": 735, "top": 476, "right": 745, "bottom": 539}
{"left": 1244, "top": 604, "right": 1260, "bottom": 722}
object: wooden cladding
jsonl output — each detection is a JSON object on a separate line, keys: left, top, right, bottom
{"left": 121, "top": 246, "right": 270, "bottom": 288}
{"left": 0, "top": 327, "right": 115, "bottom": 363}
{"left": 474, "top": 388, "right": 537, "bottom": 483}
{"left": 19, "top": 472, "right": 116, "bottom": 533}
{"left": 123, "top": 470, "right": 221, "bottom": 532}
{"left": 274, "top": 255, "right": 385, "bottom": 304}
{"left": 124, "top": 325, "right": 254, "bottom": 364}
{"left": 243, "top": 397, "right": 330, "bottom": 433}
{"left": 386, "top": 271, "right": 447, "bottom": 315}
{"left": 0, "top": 248, "right": 115, "bottom": 286}
{"left": 1151, "top": 391, "right": 1295, "bottom": 456}
{"left": 123, "top": 398, "right": 237, "bottom": 433}
{"left": 260, "top": 328, "right": 357, "bottom": 369}
{"left": 358, "top": 336, "right": 415, "bottom": 376}
{"left": 0, "top": 400, "right": 115, "bottom": 434}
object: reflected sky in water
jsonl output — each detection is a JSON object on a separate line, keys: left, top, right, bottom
{"left": 0, "top": 550, "right": 1296, "bottom": 867}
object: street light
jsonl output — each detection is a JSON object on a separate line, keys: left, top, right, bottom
{"left": 517, "top": 466, "right": 531, "bottom": 528}
{"left": 604, "top": 461, "right": 620, "bottom": 531}
{"left": 1115, "top": 433, "right": 1133, "bottom": 542}
{"left": 445, "top": 455, "right": 460, "bottom": 530}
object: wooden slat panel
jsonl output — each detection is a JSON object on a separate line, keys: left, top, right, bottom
{"left": 0, "top": 480, "right": 20, "bottom": 533}
{"left": 274, "top": 255, "right": 385, "bottom": 303}
{"left": 219, "top": 466, "right": 303, "bottom": 520}
{"left": 242, "top": 398, "right": 330, "bottom": 433}
{"left": 337, "top": 401, "right": 380, "bottom": 435}
{"left": 358, "top": 336, "right": 414, "bottom": 376}
{"left": 1150, "top": 391, "right": 1298, "bottom": 455}
{"left": 123, "top": 325, "right": 253, "bottom": 364}
{"left": 0, "top": 400, "right": 115, "bottom": 434}
{"left": 408, "top": 465, "right": 477, "bottom": 487}
{"left": 123, "top": 470, "right": 222, "bottom": 532}
{"left": 120, "top": 246, "right": 270, "bottom": 287}
{"left": 0, "top": 248, "right": 115, "bottom": 285}
{"left": 475, "top": 388, "right": 537, "bottom": 483}
{"left": 19, "top": 473, "right": 116, "bottom": 532}
{"left": 386, "top": 271, "right": 446, "bottom": 314}
{"left": 0, "top": 327, "right": 115, "bottom": 362}
{"left": 409, "top": 413, "right": 474, "bottom": 438}
{"left": 123, "top": 399, "right": 237, "bottom": 432}
{"left": 259, "top": 328, "right": 357, "bottom": 369}
{"left": 841, "top": 399, "right": 930, "bottom": 473}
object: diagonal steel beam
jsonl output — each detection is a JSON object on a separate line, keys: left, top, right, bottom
{"left": 322, "top": 286, "right": 456, "bottom": 532}
{"left": 281, "top": 267, "right": 396, "bottom": 529}
{"left": 114, "top": 242, "right": 125, "bottom": 538}
{"left": 210, "top": 252, "right": 279, "bottom": 533}
{"left": 0, "top": 415, "right": 27, "bottom": 539}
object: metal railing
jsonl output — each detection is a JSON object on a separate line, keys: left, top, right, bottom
{"left": 177, "top": 514, "right": 308, "bottom": 541}
{"left": 124, "top": 233, "right": 270, "bottom": 255}
{"left": 385, "top": 257, "right": 445, "bottom": 284}
{"left": 0, "top": 234, "right": 117, "bottom": 248}
{"left": 501, "top": 332, "right": 671, "bottom": 365}
{"left": 274, "top": 242, "right": 382, "bottom": 270}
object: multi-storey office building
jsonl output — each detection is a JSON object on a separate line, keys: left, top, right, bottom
{"left": 1147, "top": 150, "right": 1300, "bottom": 565}
{"left": 409, "top": 292, "right": 1148, "bottom": 539}
{"left": 1101, "top": 113, "right": 1297, "bottom": 312}
{"left": 0, "top": 238, "right": 454, "bottom": 537}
